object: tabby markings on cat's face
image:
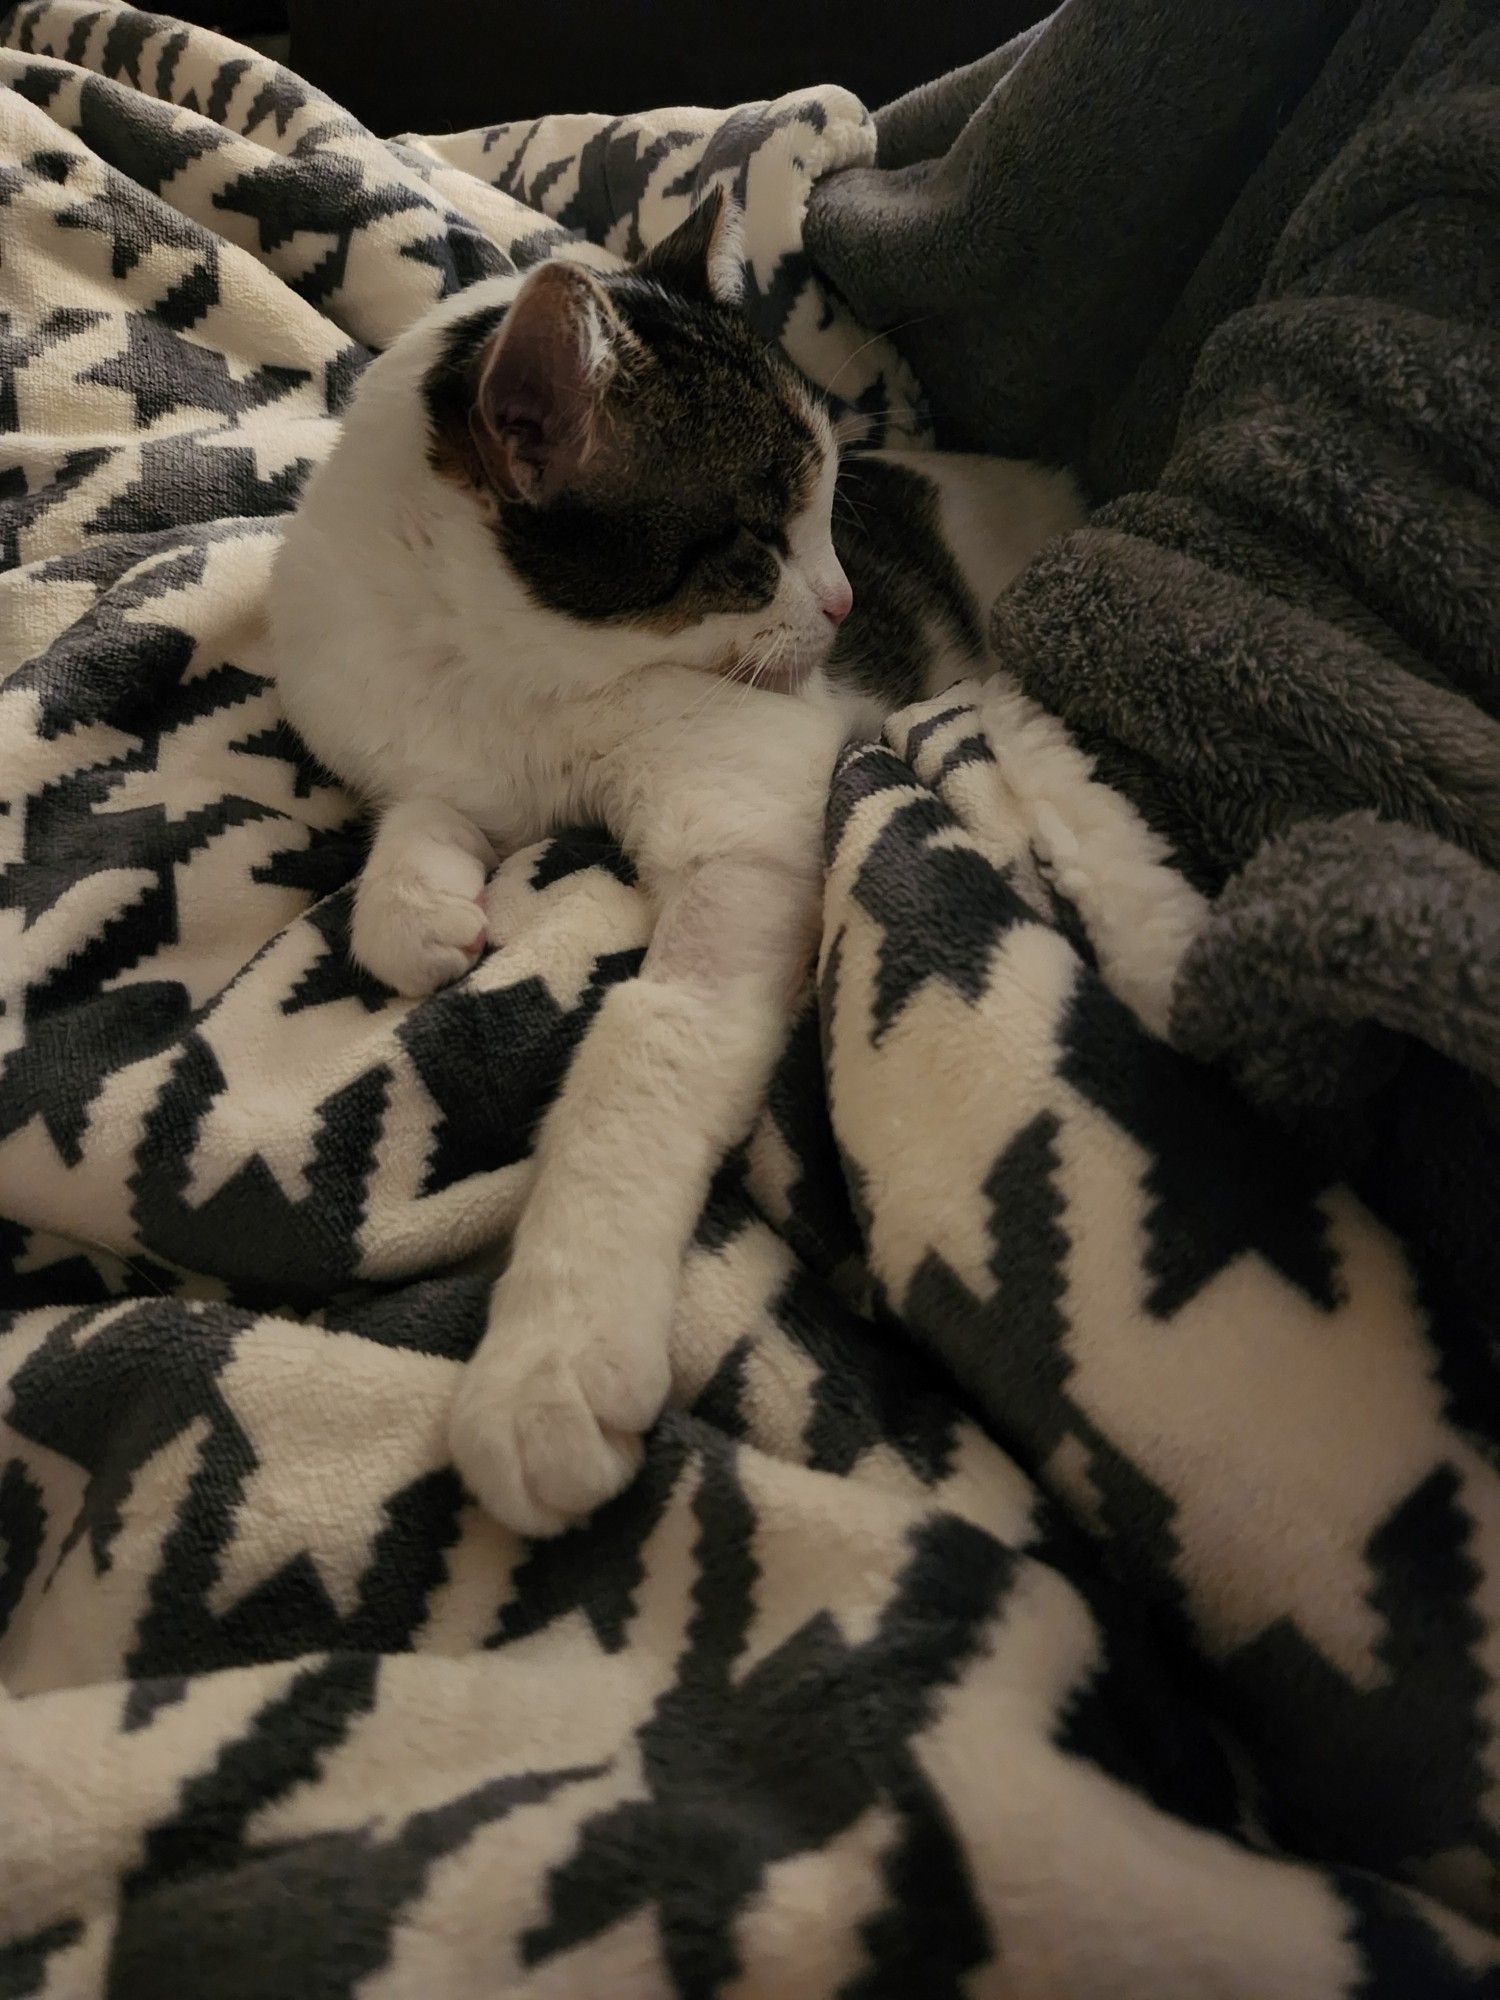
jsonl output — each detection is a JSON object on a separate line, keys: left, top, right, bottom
{"left": 423, "top": 196, "right": 851, "bottom": 694}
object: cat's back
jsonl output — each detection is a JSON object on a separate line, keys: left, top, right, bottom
{"left": 831, "top": 448, "right": 1083, "bottom": 710}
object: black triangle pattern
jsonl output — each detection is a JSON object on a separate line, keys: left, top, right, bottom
{"left": 824, "top": 714, "right": 1499, "bottom": 1950}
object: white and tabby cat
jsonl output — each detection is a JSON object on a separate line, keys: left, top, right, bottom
{"left": 270, "top": 192, "right": 1080, "bottom": 1535}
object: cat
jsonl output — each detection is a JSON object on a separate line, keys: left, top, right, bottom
{"left": 270, "top": 190, "right": 1081, "bottom": 1537}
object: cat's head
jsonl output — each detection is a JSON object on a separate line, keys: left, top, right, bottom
{"left": 422, "top": 191, "right": 851, "bottom": 694}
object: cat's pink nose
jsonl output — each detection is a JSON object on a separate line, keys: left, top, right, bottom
{"left": 821, "top": 577, "right": 853, "bottom": 626}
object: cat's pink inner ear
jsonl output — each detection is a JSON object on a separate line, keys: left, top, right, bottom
{"left": 470, "top": 263, "right": 621, "bottom": 502}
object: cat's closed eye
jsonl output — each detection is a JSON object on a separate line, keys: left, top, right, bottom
{"left": 676, "top": 520, "right": 775, "bottom": 590}
{"left": 683, "top": 521, "right": 744, "bottom": 572}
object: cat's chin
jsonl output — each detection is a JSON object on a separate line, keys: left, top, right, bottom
{"left": 710, "top": 639, "right": 828, "bottom": 697}
{"left": 740, "top": 658, "right": 815, "bottom": 696}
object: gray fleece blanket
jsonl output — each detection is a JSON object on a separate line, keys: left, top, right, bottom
{"left": 1, "top": 1, "right": 1497, "bottom": 1995}
{"left": 809, "top": 0, "right": 1500, "bottom": 1424}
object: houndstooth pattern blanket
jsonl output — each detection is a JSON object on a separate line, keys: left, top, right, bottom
{"left": 1, "top": 4, "right": 1497, "bottom": 1994}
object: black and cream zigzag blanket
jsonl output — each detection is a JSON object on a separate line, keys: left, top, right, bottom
{"left": 1, "top": 4, "right": 1496, "bottom": 1994}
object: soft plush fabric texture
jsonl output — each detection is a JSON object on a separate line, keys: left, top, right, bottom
{"left": 810, "top": 0, "right": 1500, "bottom": 1473}
{"left": 0, "top": 3, "right": 1496, "bottom": 1995}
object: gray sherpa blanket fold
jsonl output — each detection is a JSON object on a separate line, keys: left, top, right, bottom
{"left": 810, "top": 0, "right": 1500, "bottom": 1429}
{"left": 1, "top": 2, "right": 1497, "bottom": 1995}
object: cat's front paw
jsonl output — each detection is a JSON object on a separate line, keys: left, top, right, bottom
{"left": 449, "top": 1289, "right": 672, "bottom": 1536}
{"left": 352, "top": 841, "right": 487, "bottom": 997}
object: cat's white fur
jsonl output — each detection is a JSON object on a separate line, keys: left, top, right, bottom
{"left": 271, "top": 255, "right": 1080, "bottom": 1536}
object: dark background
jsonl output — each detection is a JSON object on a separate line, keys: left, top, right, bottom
{"left": 174, "top": 0, "right": 1052, "bottom": 133}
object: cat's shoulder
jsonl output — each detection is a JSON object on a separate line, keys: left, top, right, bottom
{"left": 831, "top": 447, "right": 1084, "bottom": 709}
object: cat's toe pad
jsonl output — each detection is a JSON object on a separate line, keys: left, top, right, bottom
{"left": 352, "top": 840, "right": 489, "bottom": 997}
{"left": 449, "top": 1319, "right": 670, "bottom": 1537}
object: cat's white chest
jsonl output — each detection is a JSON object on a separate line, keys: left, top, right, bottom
{"left": 376, "top": 640, "right": 588, "bottom": 843}
{"left": 273, "top": 527, "right": 594, "bottom": 849}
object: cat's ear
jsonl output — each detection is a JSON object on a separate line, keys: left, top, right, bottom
{"left": 636, "top": 187, "right": 745, "bottom": 307}
{"left": 467, "top": 262, "right": 636, "bottom": 504}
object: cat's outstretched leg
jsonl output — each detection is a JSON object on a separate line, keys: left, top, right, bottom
{"left": 449, "top": 856, "right": 816, "bottom": 1535}
{"left": 351, "top": 799, "right": 495, "bottom": 997}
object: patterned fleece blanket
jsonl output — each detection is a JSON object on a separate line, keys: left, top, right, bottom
{"left": 1, "top": 4, "right": 1496, "bottom": 1995}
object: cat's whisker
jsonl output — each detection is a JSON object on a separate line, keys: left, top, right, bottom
{"left": 719, "top": 631, "right": 783, "bottom": 726}
{"left": 47, "top": 1229, "right": 176, "bottom": 1299}
{"left": 821, "top": 314, "right": 935, "bottom": 402}
{"left": 749, "top": 627, "right": 788, "bottom": 682}
{"left": 746, "top": 627, "right": 800, "bottom": 707}
{"left": 731, "top": 652, "right": 778, "bottom": 725}
{"left": 833, "top": 486, "right": 875, "bottom": 533}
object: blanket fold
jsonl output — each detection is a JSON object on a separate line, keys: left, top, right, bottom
{"left": 810, "top": 0, "right": 1499, "bottom": 1434}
